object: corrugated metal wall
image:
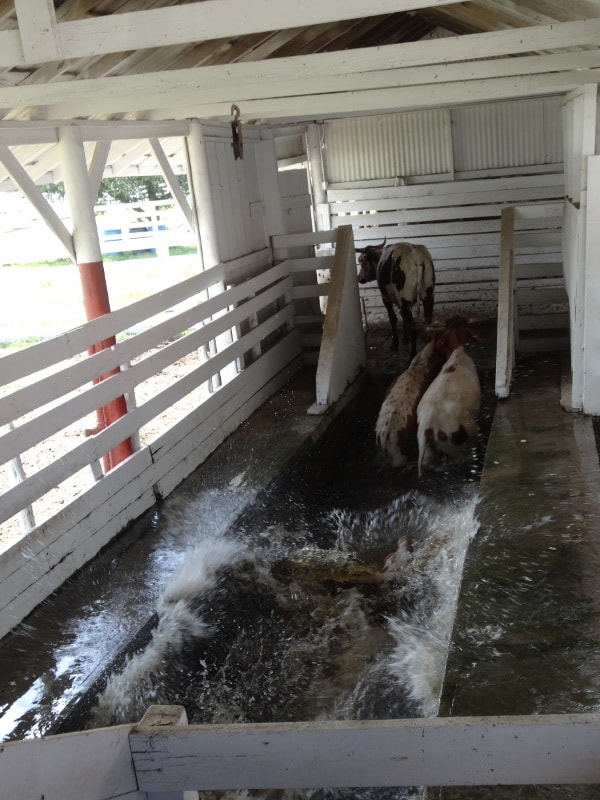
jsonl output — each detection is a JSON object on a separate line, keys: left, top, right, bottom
{"left": 323, "top": 109, "right": 452, "bottom": 184}
{"left": 323, "top": 97, "right": 563, "bottom": 183}
{"left": 452, "top": 97, "right": 563, "bottom": 172}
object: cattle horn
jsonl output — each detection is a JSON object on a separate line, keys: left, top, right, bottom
{"left": 355, "top": 237, "right": 386, "bottom": 255}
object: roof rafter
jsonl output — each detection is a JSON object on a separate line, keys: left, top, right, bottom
{"left": 0, "top": 0, "right": 462, "bottom": 68}
{"left": 1, "top": 19, "right": 599, "bottom": 120}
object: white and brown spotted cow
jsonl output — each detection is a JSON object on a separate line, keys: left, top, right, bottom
{"left": 416, "top": 340, "right": 482, "bottom": 476}
{"left": 376, "top": 316, "right": 480, "bottom": 469}
{"left": 356, "top": 241, "right": 435, "bottom": 359}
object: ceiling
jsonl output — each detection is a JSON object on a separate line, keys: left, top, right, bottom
{"left": 0, "top": 0, "right": 599, "bottom": 186}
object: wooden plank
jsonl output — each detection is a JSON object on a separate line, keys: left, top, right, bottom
{"left": 327, "top": 172, "right": 564, "bottom": 202}
{"left": 0, "top": 447, "right": 155, "bottom": 585}
{"left": 331, "top": 199, "right": 564, "bottom": 220}
{"left": 0, "top": 448, "right": 155, "bottom": 608}
{"left": 0, "top": 485, "right": 156, "bottom": 641}
{"left": 341, "top": 217, "right": 503, "bottom": 238}
{"left": 496, "top": 206, "right": 515, "bottom": 398}
{"left": 129, "top": 713, "right": 600, "bottom": 792}
{"left": 0, "top": 723, "right": 141, "bottom": 800}
{"left": 153, "top": 334, "right": 303, "bottom": 498}
{"left": 0, "top": 250, "right": 270, "bottom": 385}
{"left": 1, "top": 264, "right": 292, "bottom": 431}
{"left": 0, "top": 300, "right": 296, "bottom": 523}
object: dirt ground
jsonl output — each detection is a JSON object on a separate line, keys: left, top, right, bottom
{"left": 0, "top": 255, "right": 203, "bottom": 550}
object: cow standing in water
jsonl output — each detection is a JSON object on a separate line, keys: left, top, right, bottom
{"left": 376, "top": 316, "right": 480, "bottom": 469}
{"left": 416, "top": 337, "right": 482, "bottom": 476}
{"left": 356, "top": 240, "right": 435, "bottom": 359}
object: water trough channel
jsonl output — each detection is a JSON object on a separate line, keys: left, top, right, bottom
{"left": 1, "top": 324, "right": 599, "bottom": 797}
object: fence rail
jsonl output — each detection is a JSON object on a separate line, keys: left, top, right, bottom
{"left": 0, "top": 228, "right": 369, "bottom": 640}
{"left": 2, "top": 705, "right": 600, "bottom": 799}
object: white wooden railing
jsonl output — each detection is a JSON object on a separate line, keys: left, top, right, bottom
{"left": 495, "top": 201, "right": 566, "bottom": 398}
{"left": 96, "top": 199, "right": 195, "bottom": 258}
{"left": 2, "top": 705, "right": 600, "bottom": 799}
{"left": 0, "top": 227, "right": 368, "bottom": 642}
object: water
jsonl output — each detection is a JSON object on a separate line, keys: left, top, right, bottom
{"left": 91, "top": 493, "right": 480, "bottom": 730}
{"left": 0, "top": 361, "right": 493, "bottom": 798}
{"left": 83, "top": 383, "right": 488, "bottom": 797}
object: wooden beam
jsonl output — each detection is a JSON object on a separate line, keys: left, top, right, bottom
{"left": 14, "top": 0, "right": 62, "bottom": 63}
{"left": 4, "top": 0, "right": 464, "bottom": 68}
{"left": 0, "top": 24, "right": 599, "bottom": 119}
{"left": 130, "top": 712, "right": 600, "bottom": 792}
{"left": 0, "top": 50, "right": 600, "bottom": 121}
{"left": 0, "top": 141, "right": 75, "bottom": 259}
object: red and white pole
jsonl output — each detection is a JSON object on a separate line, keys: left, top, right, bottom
{"left": 59, "top": 125, "right": 133, "bottom": 472}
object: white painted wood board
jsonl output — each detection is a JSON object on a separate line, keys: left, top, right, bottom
{"left": 130, "top": 714, "right": 600, "bottom": 792}
{"left": 0, "top": 723, "right": 142, "bottom": 800}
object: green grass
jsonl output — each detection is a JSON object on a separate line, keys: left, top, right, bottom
{"left": 1, "top": 245, "right": 196, "bottom": 268}
{"left": 1, "top": 336, "right": 43, "bottom": 350}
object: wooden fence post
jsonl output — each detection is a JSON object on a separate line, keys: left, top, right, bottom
{"left": 134, "top": 705, "right": 200, "bottom": 800}
{"left": 496, "top": 206, "right": 516, "bottom": 398}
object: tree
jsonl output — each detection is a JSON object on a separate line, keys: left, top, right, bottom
{"left": 39, "top": 175, "right": 189, "bottom": 205}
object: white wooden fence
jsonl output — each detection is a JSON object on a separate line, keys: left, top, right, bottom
{"left": 2, "top": 704, "right": 600, "bottom": 799}
{"left": 495, "top": 202, "right": 567, "bottom": 397}
{"left": 0, "top": 227, "right": 362, "bottom": 642}
{"left": 97, "top": 200, "right": 195, "bottom": 259}
{"left": 329, "top": 171, "right": 568, "bottom": 343}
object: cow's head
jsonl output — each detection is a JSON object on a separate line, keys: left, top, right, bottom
{"left": 355, "top": 238, "right": 386, "bottom": 283}
{"left": 428, "top": 315, "right": 483, "bottom": 356}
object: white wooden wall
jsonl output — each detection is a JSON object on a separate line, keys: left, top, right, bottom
{"left": 562, "top": 85, "right": 599, "bottom": 413}
{"left": 320, "top": 97, "right": 569, "bottom": 353}
{"left": 329, "top": 173, "right": 567, "bottom": 351}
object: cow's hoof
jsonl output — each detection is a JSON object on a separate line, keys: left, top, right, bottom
{"left": 391, "top": 340, "right": 399, "bottom": 352}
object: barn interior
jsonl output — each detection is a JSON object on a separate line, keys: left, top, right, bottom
{"left": 1, "top": 0, "right": 600, "bottom": 796}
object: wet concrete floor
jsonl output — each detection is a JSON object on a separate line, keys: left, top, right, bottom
{"left": 2, "top": 327, "right": 600, "bottom": 799}
{"left": 439, "top": 354, "right": 600, "bottom": 798}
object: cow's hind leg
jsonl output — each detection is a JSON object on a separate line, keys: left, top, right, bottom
{"left": 384, "top": 299, "right": 399, "bottom": 351}
{"left": 400, "top": 299, "right": 417, "bottom": 359}
{"left": 422, "top": 287, "right": 434, "bottom": 325}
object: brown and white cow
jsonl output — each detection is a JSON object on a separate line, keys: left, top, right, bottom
{"left": 356, "top": 241, "right": 435, "bottom": 359}
{"left": 376, "top": 316, "right": 480, "bottom": 469}
{"left": 416, "top": 338, "right": 482, "bottom": 476}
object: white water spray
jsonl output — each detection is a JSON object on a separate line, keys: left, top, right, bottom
{"left": 386, "top": 492, "right": 480, "bottom": 716}
{"left": 94, "top": 536, "right": 244, "bottom": 722}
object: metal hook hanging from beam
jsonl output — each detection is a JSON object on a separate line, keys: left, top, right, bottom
{"left": 231, "top": 103, "right": 243, "bottom": 160}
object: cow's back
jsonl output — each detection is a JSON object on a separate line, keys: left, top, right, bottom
{"left": 416, "top": 346, "right": 481, "bottom": 472}
{"left": 376, "top": 340, "right": 443, "bottom": 466}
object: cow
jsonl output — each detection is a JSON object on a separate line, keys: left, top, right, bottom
{"left": 375, "top": 316, "right": 480, "bottom": 468}
{"left": 356, "top": 240, "right": 435, "bottom": 359}
{"left": 416, "top": 338, "right": 482, "bottom": 477}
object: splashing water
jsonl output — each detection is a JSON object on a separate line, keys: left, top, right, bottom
{"left": 93, "top": 537, "right": 244, "bottom": 723}
{"left": 93, "top": 489, "right": 479, "bottom": 733}
{"left": 385, "top": 492, "right": 480, "bottom": 715}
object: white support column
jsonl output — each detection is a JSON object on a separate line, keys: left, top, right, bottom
{"left": 562, "top": 84, "right": 598, "bottom": 411}
{"left": 495, "top": 206, "right": 515, "bottom": 399}
{"left": 186, "top": 121, "right": 224, "bottom": 389}
{"left": 59, "top": 123, "right": 134, "bottom": 470}
{"left": 59, "top": 124, "right": 103, "bottom": 265}
{"left": 581, "top": 156, "right": 600, "bottom": 414}
{"left": 186, "top": 120, "right": 220, "bottom": 269}
{"left": 305, "top": 123, "right": 330, "bottom": 232}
